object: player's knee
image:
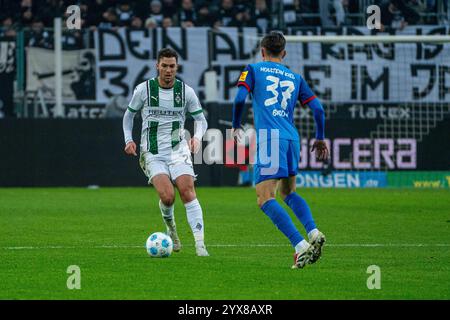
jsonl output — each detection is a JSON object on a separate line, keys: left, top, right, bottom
{"left": 279, "top": 183, "right": 296, "bottom": 200}
{"left": 159, "top": 190, "right": 175, "bottom": 206}
{"left": 257, "top": 192, "right": 276, "bottom": 208}
{"left": 179, "top": 186, "right": 196, "bottom": 204}
{"left": 279, "top": 188, "right": 294, "bottom": 200}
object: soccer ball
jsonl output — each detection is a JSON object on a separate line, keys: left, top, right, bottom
{"left": 145, "top": 232, "right": 173, "bottom": 258}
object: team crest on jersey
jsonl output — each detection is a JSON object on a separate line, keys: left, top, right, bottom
{"left": 239, "top": 71, "right": 248, "bottom": 81}
{"left": 175, "top": 93, "right": 182, "bottom": 104}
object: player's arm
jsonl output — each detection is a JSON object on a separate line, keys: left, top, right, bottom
{"left": 298, "top": 78, "right": 329, "bottom": 161}
{"left": 232, "top": 65, "right": 253, "bottom": 141}
{"left": 123, "top": 84, "right": 144, "bottom": 156}
{"left": 191, "top": 111, "right": 208, "bottom": 153}
{"left": 123, "top": 109, "right": 137, "bottom": 156}
{"left": 186, "top": 86, "right": 208, "bottom": 153}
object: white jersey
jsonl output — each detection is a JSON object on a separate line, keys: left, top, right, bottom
{"left": 127, "top": 77, "right": 203, "bottom": 155}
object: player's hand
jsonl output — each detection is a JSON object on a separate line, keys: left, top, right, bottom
{"left": 310, "top": 140, "right": 329, "bottom": 161}
{"left": 231, "top": 127, "right": 243, "bottom": 143}
{"left": 189, "top": 137, "right": 201, "bottom": 154}
{"left": 124, "top": 141, "right": 137, "bottom": 156}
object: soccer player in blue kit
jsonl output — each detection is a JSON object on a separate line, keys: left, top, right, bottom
{"left": 232, "top": 32, "right": 329, "bottom": 269}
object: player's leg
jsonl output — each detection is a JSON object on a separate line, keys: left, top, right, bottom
{"left": 169, "top": 144, "right": 208, "bottom": 256}
{"left": 279, "top": 176, "right": 317, "bottom": 236}
{"left": 150, "top": 173, "right": 182, "bottom": 252}
{"left": 140, "top": 153, "right": 181, "bottom": 252}
{"left": 174, "top": 174, "right": 209, "bottom": 256}
{"left": 279, "top": 139, "right": 326, "bottom": 263}
{"left": 256, "top": 178, "right": 313, "bottom": 268}
{"left": 279, "top": 176, "right": 325, "bottom": 263}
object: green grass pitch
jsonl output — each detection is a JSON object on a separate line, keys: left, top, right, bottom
{"left": 0, "top": 187, "right": 449, "bottom": 300}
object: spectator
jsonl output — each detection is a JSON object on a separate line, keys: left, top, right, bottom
{"left": 319, "top": 0, "right": 346, "bottom": 27}
{"left": 282, "top": 0, "right": 300, "bottom": 26}
{"left": 254, "top": 0, "right": 271, "bottom": 32}
{"left": 379, "top": 0, "right": 420, "bottom": 31}
{"left": 28, "top": 17, "right": 52, "bottom": 48}
{"left": 196, "top": 3, "right": 215, "bottom": 27}
{"left": 145, "top": 17, "right": 158, "bottom": 29}
{"left": 116, "top": 1, "right": 134, "bottom": 27}
{"left": 229, "top": 4, "right": 254, "bottom": 27}
{"left": 20, "top": 8, "right": 34, "bottom": 27}
{"left": 86, "top": 0, "right": 109, "bottom": 27}
{"left": 161, "top": 0, "right": 178, "bottom": 19}
{"left": 130, "top": 16, "right": 144, "bottom": 29}
{"left": 36, "top": 0, "right": 64, "bottom": 27}
{"left": 98, "top": 7, "right": 118, "bottom": 29}
{"left": 218, "top": 0, "right": 236, "bottom": 26}
{"left": 162, "top": 16, "right": 173, "bottom": 28}
{"left": 0, "top": 17, "right": 17, "bottom": 37}
{"left": 148, "top": 0, "right": 164, "bottom": 26}
{"left": 178, "top": 0, "right": 197, "bottom": 27}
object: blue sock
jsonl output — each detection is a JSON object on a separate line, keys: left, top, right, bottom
{"left": 284, "top": 193, "right": 317, "bottom": 234}
{"left": 260, "top": 199, "right": 304, "bottom": 248}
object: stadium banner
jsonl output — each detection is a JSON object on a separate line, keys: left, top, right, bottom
{"left": 0, "top": 37, "right": 15, "bottom": 117}
{"left": 94, "top": 26, "right": 450, "bottom": 104}
{"left": 387, "top": 171, "right": 450, "bottom": 188}
{"left": 296, "top": 171, "right": 387, "bottom": 188}
{"left": 26, "top": 47, "right": 96, "bottom": 101}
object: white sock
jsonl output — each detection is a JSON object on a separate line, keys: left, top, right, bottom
{"left": 294, "top": 239, "right": 310, "bottom": 254}
{"left": 184, "top": 198, "right": 204, "bottom": 244}
{"left": 308, "top": 228, "right": 319, "bottom": 240}
{"left": 159, "top": 200, "right": 176, "bottom": 231}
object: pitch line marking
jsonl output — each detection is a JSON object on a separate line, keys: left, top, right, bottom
{"left": 1, "top": 243, "right": 450, "bottom": 250}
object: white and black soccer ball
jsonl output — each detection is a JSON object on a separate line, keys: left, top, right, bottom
{"left": 146, "top": 232, "right": 173, "bottom": 258}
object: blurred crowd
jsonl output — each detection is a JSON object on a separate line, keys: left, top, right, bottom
{"left": 0, "top": 0, "right": 447, "bottom": 41}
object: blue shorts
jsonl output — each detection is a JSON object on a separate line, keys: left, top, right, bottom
{"left": 254, "top": 139, "right": 300, "bottom": 184}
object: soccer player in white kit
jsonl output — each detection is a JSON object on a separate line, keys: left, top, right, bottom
{"left": 122, "top": 48, "right": 209, "bottom": 256}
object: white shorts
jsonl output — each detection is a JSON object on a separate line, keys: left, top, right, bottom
{"left": 139, "top": 143, "right": 196, "bottom": 184}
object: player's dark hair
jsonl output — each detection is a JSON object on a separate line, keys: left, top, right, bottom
{"left": 157, "top": 48, "right": 178, "bottom": 62}
{"left": 260, "top": 31, "right": 286, "bottom": 57}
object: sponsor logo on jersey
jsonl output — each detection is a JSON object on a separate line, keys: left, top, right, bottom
{"left": 147, "top": 109, "right": 184, "bottom": 117}
{"left": 239, "top": 71, "right": 248, "bottom": 82}
{"left": 272, "top": 109, "right": 289, "bottom": 118}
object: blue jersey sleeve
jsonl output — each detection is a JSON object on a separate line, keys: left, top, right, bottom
{"left": 297, "top": 76, "right": 325, "bottom": 140}
{"left": 237, "top": 65, "right": 254, "bottom": 93}
{"left": 297, "top": 76, "right": 316, "bottom": 106}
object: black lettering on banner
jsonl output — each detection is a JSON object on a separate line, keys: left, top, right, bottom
{"left": 99, "top": 66, "right": 128, "bottom": 97}
{"left": 347, "top": 43, "right": 373, "bottom": 60}
{"left": 360, "top": 66, "right": 389, "bottom": 100}
{"left": 351, "top": 64, "right": 358, "bottom": 100}
{"left": 369, "top": 28, "right": 395, "bottom": 60}
{"left": 133, "top": 66, "right": 152, "bottom": 89}
{"left": 125, "top": 29, "right": 150, "bottom": 60}
{"left": 321, "top": 27, "right": 344, "bottom": 60}
{"left": 212, "top": 31, "right": 237, "bottom": 61}
{"left": 152, "top": 28, "right": 158, "bottom": 60}
{"left": 304, "top": 65, "right": 332, "bottom": 100}
{"left": 98, "top": 29, "right": 126, "bottom": 61}
{"left": 162, "top": 28, "right": 187, "bottom": 60}
{"left": 372, "top": 43, "right": 395, "bottom": 60}
{"left": 346, "top": 27, "right": 373, "bottom": 61}
{"left": 416, "top": 27, "right": 445, "bottom": 60}
{"left": 439, "top": 65, "right": 450, "bottom": 100}
{"left": 237, "top": 28, "right": 259, "bottom": 60}
{"left": 411, "top": 64, "right": 436, "bottom": 99}
{"left": 224, "top": 65, "right": 246, "bottom": 100}
{"left": 289, "top": 27, "right": 317, "bottom": 60}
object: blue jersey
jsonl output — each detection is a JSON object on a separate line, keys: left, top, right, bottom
{"left": 237, "top": 61, "right": 316, "bottom": 142}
